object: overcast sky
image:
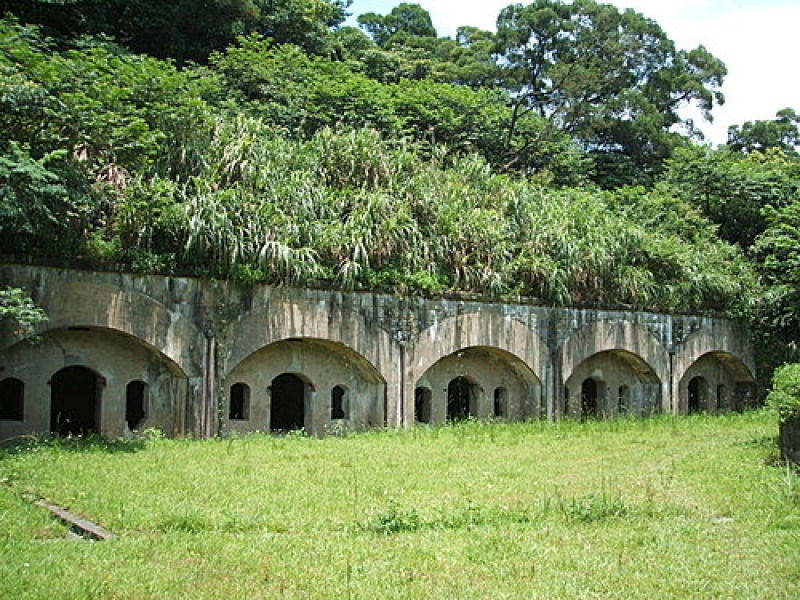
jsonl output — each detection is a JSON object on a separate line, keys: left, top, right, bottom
{"left": 346, "top": 0, "right": 800, "bottom": 145}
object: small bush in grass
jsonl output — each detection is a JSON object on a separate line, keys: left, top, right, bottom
{"left": 767, "top": 363, "right": 800, "bottom": 423}
{"left": 366, "top": 499, "right": 421, "bottom": 534}
{"left": 560, "top": 493, "right": 630, "bottom": 523}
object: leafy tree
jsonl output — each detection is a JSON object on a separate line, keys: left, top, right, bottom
{"left": 0, "top": 0, "right": 351, "bottom": 62}
{"left": 0, "top": 17, "right": 219, "bottom": 257}
{"left": 255, "top": 0, "right": 350, "bottom": 56}
{"left": 660, "top": 145, "right": 799, "bottom": 248}
{"left": 433, "top": 26, "right": 499, "bottom": 87}
{"left": 209, "top": 36, "right": 401, "bottom": 136}
{"left": 752, "top": 200, "right": 800, "bottom": 366}
{"left": 727, "top": 108, "right": 800, "bottom": 156}
{"left": 0, "top": 0, "right": 262, "bottom": 64}
{"left": 0, "top": 14, "right": 760, "bottom": 318}
{"left": 357, "top": 2, "right": 436, "bottom": 48}
{"left": 493, "top": 0, "right": 726, "bottom": 186}
{"left": 0, "top": 142, "right": 80, "bottom": 255}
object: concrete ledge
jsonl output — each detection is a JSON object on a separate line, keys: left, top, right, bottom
{"left": 36, "top": 499, "right": 116, "bottom": 540}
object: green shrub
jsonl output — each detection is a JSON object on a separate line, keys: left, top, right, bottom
{"left": 767, "top": 363, "right": 800, "bottom": 422}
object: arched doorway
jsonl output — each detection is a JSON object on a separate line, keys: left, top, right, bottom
{"left": 447, "top": 376, "right": 476, "bottom": 422}
{"left": 125, "top": 380, "right": 147, "bottom": 430}
{"left": 494, "top": 387, "right": 509, "bottom": 419}
{"left": 331, "top": 385, "right": 347, "bottom": 420}
{"left": 270, "top": 373, "right": 306, "bottom": 432}
{"left": 581, "top": 378, "right": 599, "bottom": 419}
{"left": 50, "top": 366, "right": 101, "bottom": 436}
{"left": 565, "top": 349, "right": 663, "bottom": 419}
{"left": 688, "top": 376, "right": 706, "bottom": 413}
{"left": 414, "top": 387, "right": 432, "bottom": 424}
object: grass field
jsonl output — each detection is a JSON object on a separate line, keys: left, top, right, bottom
{"left": 1, "top": 411, "right": 798, "bottom": 599}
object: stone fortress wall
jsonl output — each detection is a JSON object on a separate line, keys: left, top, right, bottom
{"left": 0, "top": 265, "right": 756, "bottom": 440}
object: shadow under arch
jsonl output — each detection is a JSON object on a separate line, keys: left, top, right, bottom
{"left": 558, "top": 319, "right": 669, "bottom": 416}
{"left": 223, "top": 337, "right": 387, "bottom": 436}
{"left": 1, "top": 325, "right": 190, "bottom": 439}
{"left": 678, "top": 351, "right": 755, "bottom": 414}
{"left": 564, "top": 349, "right": 662, "bottom": 419}
{"left": 414, "top": 345, "right": 542, "bottom": 424}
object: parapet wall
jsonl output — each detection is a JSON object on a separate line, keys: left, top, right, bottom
{"left": 0, "top": 265, "right": 756, "bottom": 439}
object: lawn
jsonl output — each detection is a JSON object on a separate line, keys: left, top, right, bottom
{"left": 1, "top": 411, "right": 798, "bottom": 599}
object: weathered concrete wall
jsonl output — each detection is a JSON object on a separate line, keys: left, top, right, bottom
{"left": 0, "top": 265, "right": 756, "bottom": 440}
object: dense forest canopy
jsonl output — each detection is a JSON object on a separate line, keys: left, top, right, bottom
{"left": 0, "top": 1, "right": 798, "bottom": 378}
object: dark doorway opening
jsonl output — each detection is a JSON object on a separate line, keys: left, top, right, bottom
{"left": 716, "top": 384, "right": 727, "bottom": 411}
{"left": 126, "top": 380, "right": 147, "bottom": 430}
{"left": 229, "top": 382, "right": 250, "bottom": 421}
{"left": 581, "top": 378, "right": 598, "bottom": 419}
{"left": 51, "top": 366, "right": 101, "bottom": 436}
{"left": 447, "top": 377, "right": 475, "bottom": 422}
{"left": 617, "top": 385, "right": 630, "bottom": 415}
{"left": 688, "top": 377, "right": 705, "bottom": 413}
{"left": 494, "top": 387, "right": 508, "bottom": 418}
{"left": 0, "top": 378, "right": 24, "bottom": 421}
{"left": 414, "top": 387, "right": 431, "bottom": 423}
{"left": 270, "top": 373, "right": 305, "bottom": 432}
{"left": 331, "top": 385, "right": 347, "bottom": 420}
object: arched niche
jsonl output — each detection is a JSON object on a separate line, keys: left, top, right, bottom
{"left": 414, "top": 346, "right": 541, "bottom": 425}
{"left": 0, "top": 326, "right": 189, "bottom": 440}
{"left": 564, "top": 349, "right": 662, "bottom": 419}
{"left": 223, "top": 337, "right": 386, "bottom": 437}
{"left": 678, "top": 352, "right": 755, "bottom": 414}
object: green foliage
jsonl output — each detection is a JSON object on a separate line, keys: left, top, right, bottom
{"left": 752, "top": 199, "right": 800, "bottom": 366}
{"left": 0, "top": 142, "right": 75, "bottom": 254}
{"left": 357, "top": 2, "right": 437, "bottom": 48}
{"left": 0, "top": 286, "right": 47, "bottom": 337}
{"left": 494, "top": 0, "right": 726, "bottom": 186}
{"left": 0, "top": 14, "right": 766, "bottom": 316}
{"left": 728, "top": 108, "right": 800, "bottom": 156}
{"left": 121, "top": 116, "right": 747, "bottom": 311}
{"left": 767, "top": 364, "right": 800, "bottom": 423}
{"left": 0, "top": 0, "right": 349, "bottom": 63}
{"left": 660, "top": 145, "right": 800, "bottom": 248}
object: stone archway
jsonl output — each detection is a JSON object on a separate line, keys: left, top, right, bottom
{"left": 414, "top": 346, "right": 541, "bottom": 425}
{"left": 224, "top": 337, "right": 386, "bottom": 436}
{"left": 678, "top": 352, "right": 755, "bottom": 414}
{"left": 564, "top": 350, "right": 662, "bottom": 419}
{"left": 50, "top": 366, "right": 102, "bottom": 436}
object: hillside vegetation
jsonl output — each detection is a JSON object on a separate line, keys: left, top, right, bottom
{"left": 0, "top": 2, "right": 798, "bottom": 367}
